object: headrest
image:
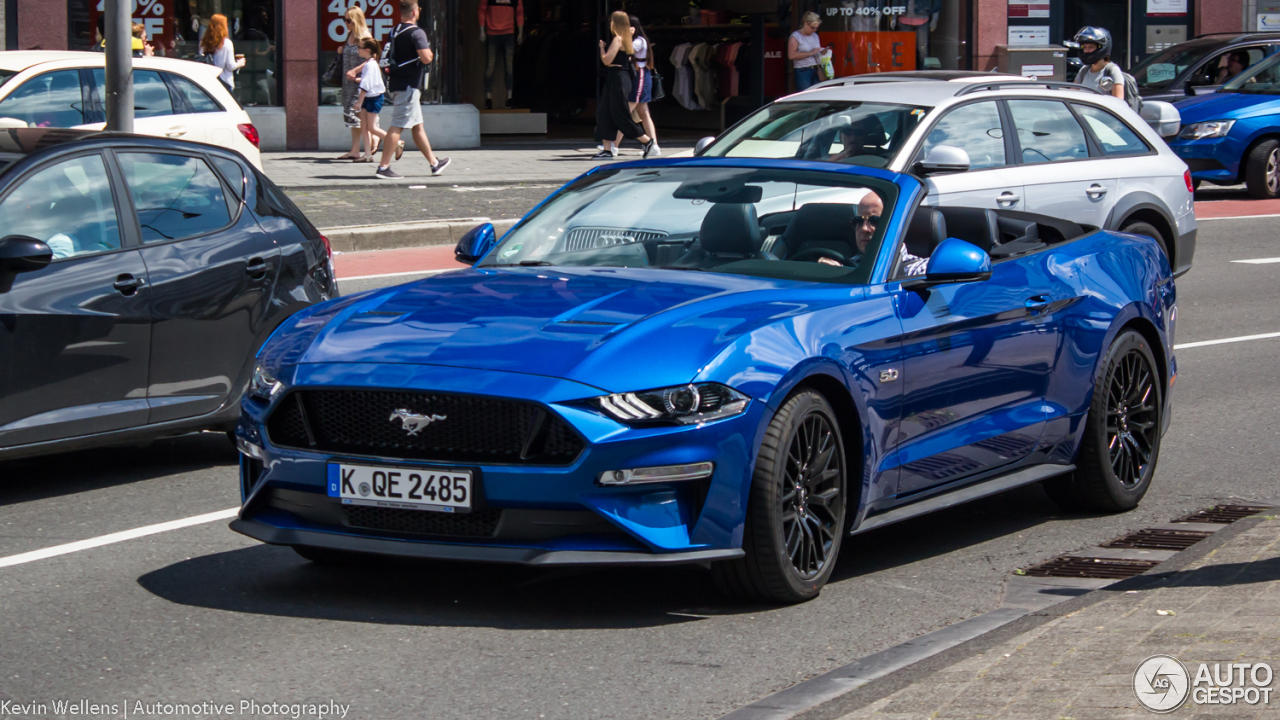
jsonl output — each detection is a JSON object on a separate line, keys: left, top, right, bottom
{"left": 700, "top": 203, "right": 762, "bottom": 255}
{"left": 936, "top": 207, "right": 999, "bottom": 252}
{"left": 904, "top": 207, "right": 948, "bottom": 259}
{"left": 780, "top": 202, "right": 858, "bottom": 249}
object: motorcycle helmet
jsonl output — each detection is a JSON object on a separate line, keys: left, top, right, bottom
{"left": 1073, "top": 26, "right": 1113, "bottom": 66}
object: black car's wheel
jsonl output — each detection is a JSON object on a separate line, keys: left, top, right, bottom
{"left": 1245, "top": 139, "right": 1280, "bottom": 199}
{"left": 293, "top": 546, "right": 360, "bottom": 565}
{"left": 1044, "top": 330, "right": 1162, "bottom": 512}
{"left": 712, "top": 389, "right": 847, "bottom": 603}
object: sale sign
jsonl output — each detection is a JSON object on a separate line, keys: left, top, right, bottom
{"left": 91, "top": 0, "right": 174, "bottom": 51}
{"left": 322, "top": 0, "right": 402, "bottom": 54}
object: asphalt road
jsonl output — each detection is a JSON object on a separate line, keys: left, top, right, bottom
{"left": 0, "top": 214, "right": 1277, "bottom": 720}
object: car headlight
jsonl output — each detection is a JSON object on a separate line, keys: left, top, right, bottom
{"left": 249, "top": 362, "right": 283, "bottom": 401}
{"left": 594, "top": 383, "right": 749, "bottom": 425}
{"left": 1178, "top": 120, "right": 1235, "bottom": 139}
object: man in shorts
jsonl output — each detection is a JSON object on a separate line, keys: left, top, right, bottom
{"left": 377, "top": 0, "right": 450, "bottom": 179}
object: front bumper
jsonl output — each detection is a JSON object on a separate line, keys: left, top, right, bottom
{"left": 1170, "top": 135, "right": 1243, "bottom": 184}
{"left": 234, "top": 363, "right": 767, "bottom": 563}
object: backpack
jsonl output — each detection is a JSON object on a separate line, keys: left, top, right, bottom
{"left": 385, "top": 23, "right": 429, "bottom": 92}
{"left": 1078, "top": 63, "right": 1142, "bottom": 113}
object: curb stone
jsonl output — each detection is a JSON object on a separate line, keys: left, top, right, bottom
{"left": 321, "top": 217, "right": 521, "bottom": 253}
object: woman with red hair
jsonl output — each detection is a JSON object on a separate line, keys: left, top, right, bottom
{"left": 200, "top": 13, "right": 245, "bottom": 93}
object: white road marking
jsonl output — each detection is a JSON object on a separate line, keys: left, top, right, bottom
{"left": 0, "top": 508, "right": 238, "bottom": 569}
{"left": 1175, "top": 331, "right": 1280, "bottom": 350}
{"left": 337, "top": 268, "right": 454, "bottom": 282}
{"left": 1199, "top": 212, "right": 1280, "bottom": 221}
{"left": 1232, "top": 257, "right": 1280, "bottom": 264}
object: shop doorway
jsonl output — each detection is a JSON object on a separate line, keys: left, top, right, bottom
{"left": 1065, "top": 0, "right": 1130, "bottom": 69}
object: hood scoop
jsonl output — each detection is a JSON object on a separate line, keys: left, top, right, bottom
{"left": 347, "top": 311, "right": 409, "bottom": 325}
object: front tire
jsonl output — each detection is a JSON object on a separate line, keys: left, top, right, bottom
{"left": 1044, "top": 330, "right": 1162, "bottom": 512}
{"left": 712, "top": 390, "right": 847, "bottom": 603}
{"left": 1245, "top": 139, "right": 1280, "bottom": 199}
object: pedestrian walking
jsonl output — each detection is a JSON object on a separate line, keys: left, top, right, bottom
{"left": 376, "top": 0, "right": 450, "bottom": 179}
{"left": 337, "top": 7, "right": 394, "bottom": 160}
{"left": 199, "top": 14, "right": 245, "bottom": 94}
{"left": 593, "top": 11, "right": 656, "bottom": 161}
{"left": 354, "top": 38, "right": 389, "bottom": 163}
{"left": 788, "top": 12, "right": 824, "bottom": 92}
{"left": 615, "top": 14, "right": 659, "bottom": 156}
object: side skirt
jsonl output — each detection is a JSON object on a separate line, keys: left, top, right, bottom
{"left": 850, "top": 463, "right": 1075, "bottom": 536}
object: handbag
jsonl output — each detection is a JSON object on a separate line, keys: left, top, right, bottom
{"left": 322, "top": 55, "right": 344, "bottom": 87}
{"left": 650, "top": 67, "right": 667, "bottom": 102}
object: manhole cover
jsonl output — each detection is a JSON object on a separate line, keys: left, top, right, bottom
{"left": 1020, "top": 556, "right": 1160, "bottom": 579}
{"left": 1102, "top": 528, "right": 1213, "bottom": 551}
{"left": 1173, "top": 505, "right": 1274, "bottom": 524}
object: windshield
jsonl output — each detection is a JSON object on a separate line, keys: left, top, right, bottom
{"left": 700, "top": 101, "right": 930, "bottom": 168}
{"left": 479, "top": 166, "right": 901, "bottom": 285}
{"left": 1131, "top": 41, "right": 1221, "bottom": 90}
{"left": 0, "top": 70, "right": 15, "bottom": 89}
{"left": 1223, "top": 52, "right": 1280, "bottom": 93}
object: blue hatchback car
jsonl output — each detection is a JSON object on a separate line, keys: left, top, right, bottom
{"left": 1172, "top": 51, "right": 1280, "bottom": 197}
{"left": 232, "top": 158, "right": 1176, "bottom": 603}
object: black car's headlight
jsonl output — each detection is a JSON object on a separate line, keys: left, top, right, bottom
{"left": 594, "top": 383, "right": 749, "bottom": 425}
{"left": 249, "top": 362, "right": 283, "bottom": 401}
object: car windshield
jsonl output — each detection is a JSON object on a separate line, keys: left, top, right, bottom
{"left": 1130, "top": 41, "right": 1222, "bottom": 90}
{"left": 699, "top": 101, "right": 930, "bottom": 168}
{"left": 479, "top": 166, "right": 900, "bottom": 285}
{"left": 1222, "top": 52, "right": 1280, "bottom": 93}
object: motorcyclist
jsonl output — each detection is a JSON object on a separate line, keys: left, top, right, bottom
{"left": 1073, "top": 27, "right": 1125, "bottom": 102}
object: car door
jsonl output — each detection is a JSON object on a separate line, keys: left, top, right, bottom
{"left": 0, "top": 151, "right": 152, "bottom": 447}
{"left": 913, "top": 100, "right": 1026, "bottom": 213}
{"left": 887, "top": 208, "right": 1064, "bottom": 497}
{"left": 112, "top": 149, "right": 279, "bottom": 423}
{"left": 160, "top": 71, "right": 231, "bottom": 146}
{"left": 86, "top": 69, "right": 207, "bottom": 143}
{"left": 1006, "top": 99, "right": 1117, "bottom": 230}
{"left": 0, "top": 69, "right": 94, "bottom": 129}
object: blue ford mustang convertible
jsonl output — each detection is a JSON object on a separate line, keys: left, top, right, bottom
{"left": 232, "top": 158, "right": 1176, "bottom": 603}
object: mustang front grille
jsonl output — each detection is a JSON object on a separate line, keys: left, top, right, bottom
{"left": 342, "top": 505, "right": 503, "bottom": 538}
{"left": 265, "top": 390, "right": 584, "bottom": 465}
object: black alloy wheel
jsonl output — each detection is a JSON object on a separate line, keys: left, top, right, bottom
{"left": 712, "top": 389, "right": 847, "bottom": 603}
{"left": 1043, "top": 330, "right": 1162, "bottom": 512}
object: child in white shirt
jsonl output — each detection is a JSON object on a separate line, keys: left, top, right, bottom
{"left": 354, "top": 37, "right": 388, "bottom": 162}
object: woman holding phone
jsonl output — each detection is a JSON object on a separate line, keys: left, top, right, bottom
{"left": 788, "top": 12, "right": 825, "bottom": 91}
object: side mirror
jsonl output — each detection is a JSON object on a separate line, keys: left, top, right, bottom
{"left": 1139, "top": 100, "right": 1181, "bottom": 138}
{"left": 0, "top": 235, "right": 53, "bottom": 274}
{"left": 454, "top": 222, "right": 497, "bottom": 265}
{"left": 694, "top": 136, "right": 716, "bottom": 155}
{"left": 1191, "top": 85, "right": 1221, "bottom": 96}
{"left": 902, "top": 238, "right": 991, "bottom": 291}
{"left": 913, "top": 145, "right": 971, "bottom": 176}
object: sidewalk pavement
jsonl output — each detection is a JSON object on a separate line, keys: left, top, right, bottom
{"left": 263, "top": 141, "right": 692, "bottom": 189}
{"left": 836, "top": 515, "right": 1280, "bottom": 719}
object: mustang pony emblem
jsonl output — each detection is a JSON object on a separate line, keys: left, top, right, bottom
{"left": 389, "top": 409, "right": 447, "bottom": 435}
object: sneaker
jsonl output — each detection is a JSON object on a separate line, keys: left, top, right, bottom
{"left": 642, "top": 139, "right": 657, "bottom": 159}
{"left": 484, "top": 98, "right": 493, "bottom": 110}
{"left": 375, "top": 166, "right": 403, "bottom": 180}
{"left": 610, "top": 146, "right": 619, "bottom": 157}
{"left": 649, "top": 144, "right": 662, "bottom": 157}
{"left": 590, "top": 150, "right": 614, "bottom": 160}
{"left": 431, "top": 157, "right": 451, "bottom": 176}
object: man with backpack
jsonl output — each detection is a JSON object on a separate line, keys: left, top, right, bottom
{"left": 376, "top": 0, "right": 450, "bottom": 179}
{"left": 1073, "top": 26, "right": 1142, "bottom": 113}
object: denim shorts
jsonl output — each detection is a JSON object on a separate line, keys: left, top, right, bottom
{"left": 361, "top": 94, "right": 385, "bottom": 113}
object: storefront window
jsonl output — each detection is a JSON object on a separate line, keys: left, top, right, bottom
{"left": 68, "top": 0, "right": 281, "bottom": 107}
{"left": 816, "top": 0, "right": 966, "bottom": 76}
{"left": 319, "top": 0, "right": 446, "bottom": 108}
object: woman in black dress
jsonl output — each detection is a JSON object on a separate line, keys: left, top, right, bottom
{"left": 593, "top": 11, "right": 655, "bottom": 160}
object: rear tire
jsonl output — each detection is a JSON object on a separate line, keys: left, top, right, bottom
{"left": 712, "top": 389, "right": 847, "bottom": 604}
{"left": 1245, "top": 139, "right": 1280, "bottom": 199}
{"left": 1044, "top": 330, "right": 1162, "bottom": 512}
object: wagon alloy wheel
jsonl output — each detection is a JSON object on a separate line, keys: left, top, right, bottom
{"left": 781, "top": 414, "right": 842, "bottom": 579}
{"left": 1105, "top": 349, "right": 1158, "bottom": 488}
{"left": 711, "top": 389, "right": 847, "bottom": 604}
{"left": 1042, "top": 330, "right": 1163, "bottom": 512}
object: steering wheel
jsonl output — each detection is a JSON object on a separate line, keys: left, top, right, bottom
{"left": 789, "top": 247, "right": 850, "bottom": 265}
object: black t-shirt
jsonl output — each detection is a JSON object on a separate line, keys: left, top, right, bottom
{"left": 388, "top": 22, "right": 430, "bottom": 93}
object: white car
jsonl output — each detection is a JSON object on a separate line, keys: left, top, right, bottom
{"left": 0, "top": 51, "right": 261, "bottom": 169}
{"left": 698, "top": 71, "right": 1196, "bottom": 276}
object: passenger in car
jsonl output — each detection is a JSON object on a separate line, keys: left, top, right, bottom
{"left": 814, "top": 191, "right": 929, "bottom": 275}
{"left": 827, "top": 118, "right": 887, "bottom": 165}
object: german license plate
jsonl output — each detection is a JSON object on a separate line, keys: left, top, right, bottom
{"left": 327, "top": 463, "right": 472, "bottom": 512}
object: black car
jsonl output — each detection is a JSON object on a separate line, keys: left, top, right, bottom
{"left": 0, "top": 130, "right": 336, "bottom": 461}
{"left": 1129, "top": 33, "right": 1280, "bottom": 101}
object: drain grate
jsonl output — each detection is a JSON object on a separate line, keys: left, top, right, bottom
{"left": 1020, "top": 556, "right": 1160, "bottom": 580}
{"left": 1173, "top": 505, "right": 1274, "bottom": 524}
{"left": 1102, "top": 527, "right": 1213, "bottom": 551}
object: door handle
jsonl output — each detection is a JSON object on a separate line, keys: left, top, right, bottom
{"left": 996, "top": 192, "right": 1020, "bottom": 206}
{"left": 1086, "top": 184, "right": 1108, "bottom": 198}
{"left": 1025, "top": 294, "right": 1052, "bottom": 314}
{"left": 165, "top": 126, "right": 188, "bottom": 137}
{"left": 245, "top": 258, "right": 270, "bottom": 277}
{"left": 113, "top": 274, "right": 146, "bottom": 296}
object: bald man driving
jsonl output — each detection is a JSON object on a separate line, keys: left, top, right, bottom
{"left": 816, "top": 191, "right": 928, "bottom": 275}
